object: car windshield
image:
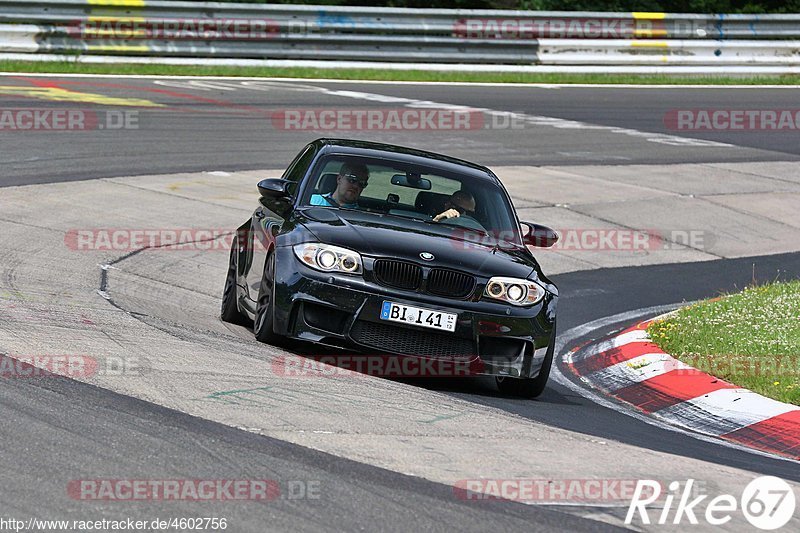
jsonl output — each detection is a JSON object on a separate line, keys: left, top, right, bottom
{"left": 301, "top": 154, "right": 522, "bottom": 245}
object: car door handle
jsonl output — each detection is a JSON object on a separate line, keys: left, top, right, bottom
{"left": 255, "top": 211, "right": 265, "bottom": 219}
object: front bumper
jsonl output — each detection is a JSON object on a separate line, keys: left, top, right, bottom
{"left": 272, "top": 247, "right": 557, "bottom": 379}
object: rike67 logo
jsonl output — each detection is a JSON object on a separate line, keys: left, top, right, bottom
{"left": 627, "top": 477, "right": 796, "bottom": 530}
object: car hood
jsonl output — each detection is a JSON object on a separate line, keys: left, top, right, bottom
{"left": 293, "top": 207, "right": 536, "bottom": 280}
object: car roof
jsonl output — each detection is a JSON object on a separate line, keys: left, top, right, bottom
{"left": 314, "top": 138, "right": 498, "bottom": 183}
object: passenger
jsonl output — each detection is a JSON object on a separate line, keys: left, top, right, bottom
{"left": 433, "top": 190, "right": 476, "bottom": 222}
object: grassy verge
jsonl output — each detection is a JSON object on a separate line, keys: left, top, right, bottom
{"left": 648, "top": 280, "right": 800, "bottom": 405}
{"left": 2, "top": 60, "right": 800, "bottom": 84}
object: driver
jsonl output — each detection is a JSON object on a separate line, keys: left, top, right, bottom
{"left": 310, "top": 162, "right": 369, "bottom": 208}
{"left": 433, "top": 190, "right": 476, "bottom": 222}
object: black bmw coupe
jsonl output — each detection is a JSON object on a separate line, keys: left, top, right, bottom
{"left": 221, "top": 139, "right": 559, "bottom": 397}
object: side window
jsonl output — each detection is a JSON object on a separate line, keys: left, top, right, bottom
{"left": 281, "top": 144, "right": 317, "bottom": 196}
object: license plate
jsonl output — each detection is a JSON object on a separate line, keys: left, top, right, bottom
{"left": 380, "top": 301, "right": 457, "bottom": 332}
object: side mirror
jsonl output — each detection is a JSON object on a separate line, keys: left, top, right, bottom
{"left": 257, "top": 178, "right": 292, "bottom": 198}
{"left": 520, "top": 221, "right": 559, "bottom": 248}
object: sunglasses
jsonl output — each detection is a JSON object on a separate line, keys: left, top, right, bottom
{"left": 343, "top": 174, "right": 368, "bottom": 188}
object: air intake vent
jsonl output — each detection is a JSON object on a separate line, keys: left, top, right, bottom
{"left": 427, "top": 268, "right": 475, "bottom": 298}
{"left": 351, "top": 320, "right": 477, "bottom": 358}
{"left": 373, "top": 259, "right": 422, "bottom": 291}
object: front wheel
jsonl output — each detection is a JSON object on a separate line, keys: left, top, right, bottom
{"left": 220, "top": 234, "right": 250, "bottom": 326}
{"left": 495, "top": 324, "right": 555, "bottom": 398}
{"left": 254, "top": 251, "right": 281, "bottom": 344}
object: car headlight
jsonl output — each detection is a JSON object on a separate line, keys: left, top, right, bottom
{"left": 483, "top": 277, "right": 546, "bottom": 306}
{"left": 293, "top": 243, "right": 363, "bottom": 275}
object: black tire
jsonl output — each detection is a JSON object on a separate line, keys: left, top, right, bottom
{"left": 254, "top": 251, "right": 281, "bottom": 344}
{"left": 220, "top": 235, "right": 250, "bottom": 326}
{"left": 495, "top": 323, "right": 556, "bottom": 399}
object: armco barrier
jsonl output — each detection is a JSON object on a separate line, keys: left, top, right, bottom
{"left": 0, "top": 23, "right": 39, "bottom": 53}
{"left": 537, "top": 39, "right": 800, "bottom": 66}
{"left": 0, "top": 1, "right": 798, "bottom": 67}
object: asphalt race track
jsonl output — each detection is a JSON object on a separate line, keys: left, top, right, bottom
{"left": 1, "top": 76, "right": 799, "bottom": 187}
{"left": 1, "top": 75, "right": 799, "bottom": 532}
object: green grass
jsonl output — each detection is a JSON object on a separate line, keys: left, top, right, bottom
{"left": 2, "top": 59, "right": 800, "bottom": 85}
{"left": 648, "top": 280, "right": 800, "bottom": 405}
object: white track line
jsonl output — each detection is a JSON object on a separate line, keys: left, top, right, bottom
{"left": 302, "top": 87, "right": 735, "bottom": 148}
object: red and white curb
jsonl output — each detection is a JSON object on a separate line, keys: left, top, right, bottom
{"left": 565, "top": 316, "right": 800, "bottom": 461}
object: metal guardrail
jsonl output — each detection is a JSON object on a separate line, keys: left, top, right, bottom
{"left": 0, "top": 23, "right": 38, "bottom": 53}
{"left": 0, "top": 1, "right": 798, "bottom": 66}
{"left": 537, "top": 39, "right": 800, "bottom": 66}
{"left": 0, "top": 0, "right": 798, "bottom": 39}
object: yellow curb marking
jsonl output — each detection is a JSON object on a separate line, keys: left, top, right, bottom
{"left": 86, "top": 44, "right": 151, "bottom": 52}
{"left": 87, "top": 0, "right": 146, "bottom": 6}
{"left": 0, "top": 86, "right": 164, "bottom": 107}
{"left": 631, "top": 41, "right": 669, "bottom": 48}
